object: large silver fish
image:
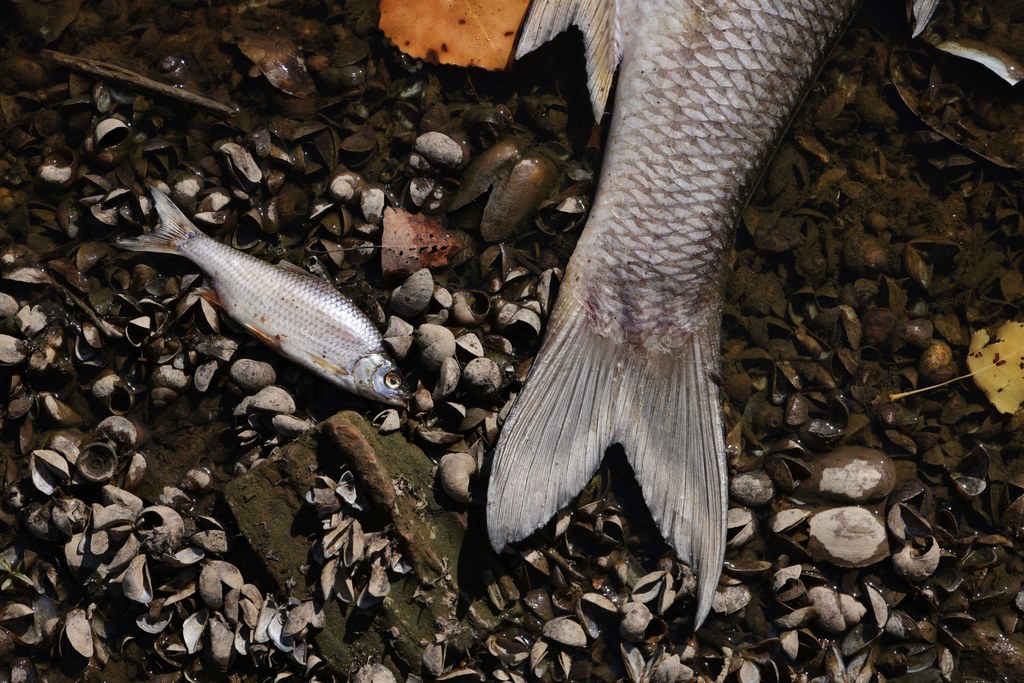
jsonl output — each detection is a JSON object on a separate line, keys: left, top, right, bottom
{"left": 118, "top": 187, "right": 410, "bottom": 406}
{"left": 487, "top": 0, "right": 859, "bottom": 626}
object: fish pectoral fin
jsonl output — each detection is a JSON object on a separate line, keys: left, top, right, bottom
{"left": 514, "top": 0, "right": 621, "bottom": 120}
{"left": 486, "top": 299, "right": 727, "bottom": 629}
{"left": 197, "top": 287, "right": 222, "bottom": 308}
{"left": 243, "top": 323, "right": 283, "bottom": 351}
{"left": 308, "top": 353, "right": 350, "bottom": 377}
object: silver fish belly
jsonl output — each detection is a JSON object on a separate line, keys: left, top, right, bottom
{"left": 117, "top": 187, "right": 409, "bottom": 406}
{"left": 487, "top": 0, "right": 859, "bottom": 627}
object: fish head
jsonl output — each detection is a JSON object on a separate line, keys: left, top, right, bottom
{"left": 352, "top": 352, "right": 410, "bottom": 406}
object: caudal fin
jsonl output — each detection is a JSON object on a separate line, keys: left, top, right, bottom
{"left": 116, "top": 186, "right": 199, "bottom": 255}
{"left": 486, "top": 296, "right": 727, "bottom": 628}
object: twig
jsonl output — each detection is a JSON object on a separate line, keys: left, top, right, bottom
{"left": 41, "top": 49, "right": 237, "bottom": 118}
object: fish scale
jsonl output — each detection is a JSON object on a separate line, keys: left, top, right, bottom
{"left": 181, "top": 235, "right": 381, "bottom": 354}
{"left": 580, "top": 0, "right": 853, "bottom": 348}
{"left": 487, "top": 0, "right": 859, "bottom": 628}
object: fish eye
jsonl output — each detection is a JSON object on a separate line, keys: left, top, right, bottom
{"left": 384, "top": 372, "right": 402, "bottom": 390}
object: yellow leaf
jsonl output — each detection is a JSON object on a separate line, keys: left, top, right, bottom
{"left": 967, "top": 321, "right": 1024, "bottom": 414}
{"left": 379, "top": 0, "right": 530, "bottom": 71}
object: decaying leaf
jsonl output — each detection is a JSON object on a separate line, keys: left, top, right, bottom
{"left": 967, "top": 322, "right": 1024, "bottom": 414}
{"left": 379, "top": 0, "right": 530, "bottom": 71}
{"left": 381, "top": 207, "right": 462, "bottom": 282}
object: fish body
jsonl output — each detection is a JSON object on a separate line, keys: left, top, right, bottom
{"left": 118, "top": 188, "right": 409, "bottom": 406}
{"left": 487, "top": 0, "right": 859, "bottom": 626}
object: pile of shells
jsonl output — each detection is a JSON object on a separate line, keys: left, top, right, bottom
{"left": 4, "top": 0, "right": 1024, "bottom": 680}
{"left": 1, "top": 0, "right": 590, "bottom": 671}
{"left": 305, "top": 473, "right": 409, "bottom": 610}
{"left": 3, "top": 416, "right": 327, "bottom": 674}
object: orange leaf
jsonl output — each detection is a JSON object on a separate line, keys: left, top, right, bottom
{"left": 379, "top": 0, "right": 530, "bottom": 71}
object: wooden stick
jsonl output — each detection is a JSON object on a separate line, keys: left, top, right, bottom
{"left": 42, "top": 49, "right": 237, "bottom": 118}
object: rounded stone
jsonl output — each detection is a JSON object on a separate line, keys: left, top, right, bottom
{"left": 247, "top": 385, "right": 296, "bottom": 414}
{"left": 807, "top": 505, "right": 888, "bottom": 568}
{"left": 151, "top": 365, "right": 190, "bottom": 392}
{"left": 800, "top": 446, "right": 896, "bottom": 503}
{"left": 461, "top": 357, "right": 501, "bottom": 398}
{"left": 730, "top": 472, "right": 775, "bottom": 507}
{"left": 413, "top": 131, "right": 467, "bottom": 169}
{"left": 229, "top": 358, "right": 276, "bottom": 394}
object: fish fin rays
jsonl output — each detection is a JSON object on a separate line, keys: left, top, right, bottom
{"left": 486, "top": 301, "right": 727, "bottom": 628}
{"left": 242, "top": 322, "right": 283, "bottom": 351}
{"left": 620, "top": 321, "right": 728, "bottom": 629}
{"left": 514, "top": 0, "right": 621, "bottom": 120}
{"left": 486, "top": 298, "right": 613, "bottom": 553}
{"left": 196, "top": 287, "right": 222, "bottom": 308}
{"left": 276, "top": 260, "right": 309, "bottom": 277}
{"left": 117, "top": 186, "right": 200, "bottom": 254}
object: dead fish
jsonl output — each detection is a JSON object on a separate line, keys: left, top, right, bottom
{"left": 486, "top": 0, "right": 859, "bottom": 627}
{"left": 117, "top": 187, "right": 410, "bottom": 406}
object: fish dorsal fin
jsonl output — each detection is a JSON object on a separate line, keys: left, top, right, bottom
{"left": 515, "top": 0, "right": 621, "bottom": 120}
{"left": 275, "top": 260, "right": 309, "bottom": 277}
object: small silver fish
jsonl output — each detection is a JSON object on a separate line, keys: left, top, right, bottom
{"left": 487, "top": 0, "right": 859, "bottom": 628}
{"left": 118, "top": 187, "right": 409, "bottom": 406}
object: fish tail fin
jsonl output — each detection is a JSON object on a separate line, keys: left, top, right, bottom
{"left": 116, "top": 186, "right": 199, "bottom": 254}
{"left": 620, "top": 320, "right": 728, "bottom": 628}
{"left": 487, "top": 298, "right": 618, "bottom": 551}
{"left": 514, "top": 0, "right": 622, "bottom": 120}
{"left": 486, "top": 298, "right": 727, "bottom": 628}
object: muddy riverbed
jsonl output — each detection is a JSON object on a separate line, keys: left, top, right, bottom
{"left": 2, "top": 0, "right": 1024, "bottom": 681}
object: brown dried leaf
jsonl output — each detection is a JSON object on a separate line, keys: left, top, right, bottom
{"left": 381, "top": 207, "right": 461, "bottom": 282}
{"left": 379, "top": 0, "right": 530, "bottom": 71}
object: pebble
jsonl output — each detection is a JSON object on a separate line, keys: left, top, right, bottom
{"left": 807, "top": 586, "right": 845, "bottom": 634}
{"left": 807, "top": 505, "right": 888, "bottom": 568}
{"left": 800, "top": 446, "right": 896, "bottom": 503}
{"left": 271, "top": 414, "right": 314, "bottom": 439}
{"left": 414, "top": 131, "right": 467, "bottom": 169}
{"left": 229, "top": 359, "right": 276, "bottom": 394}
{"left": 730, "top": 472, "right": 775, "bottom": 507}
{"left": 461, "top": 357, "right": 501, "bottom": 398}
{"left": 152, "top": 365, "right": 190, "bottom": 392}
{"left": 236, "top": 385, "right": 296, "bottom": 416}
